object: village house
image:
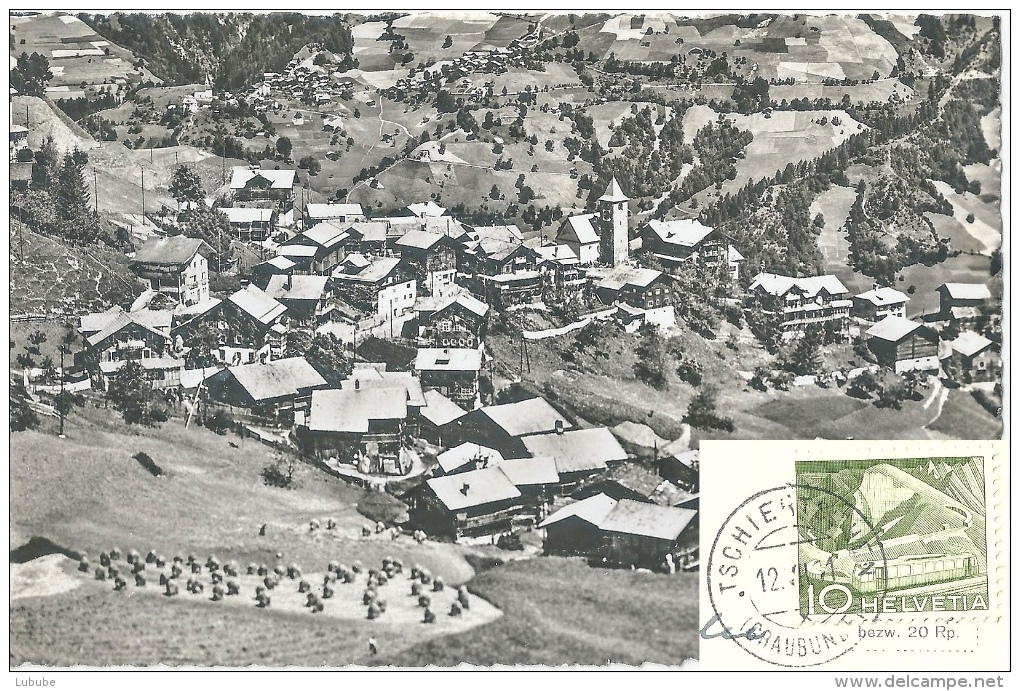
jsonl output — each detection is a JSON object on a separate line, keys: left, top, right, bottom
{"left": 129, "top": 235, "right": 213, "bottom": 308}
{"left": 853, "top": 286, "right": 911, "bottom": 322}
{"left": 330, "top": 254, "right": 417, "bottom": 329}
{"left": 450, "top": 396, "right": 572, "bottom": 458}
{"left": 409, "top": 466, "right": 524, "bottom": 539}
{"left": 405, "top": 201, "right": 447, "bottom": 218}
{"left": 435, "top": 442, "right": 505, "bottom": 476}
{"left": 280, "top": 221, "right": 350, "bottom": 275}
{"left": 658, "top": 449, "right": 699, "bottom": 492}
{"left": 534, "top": 243, "right": 584, "bottom": 287}
{"left": 251, "top": 255, "right": 298, "bottom": 287}
{"left": 540, "top": 493, "right": 618, "bottom": 558}
{"left": 413, "top": 347, "right": 483, "bottom": 410}
{"left": 936, "top": 282, "right": 994, "bottom": 326}
{"left": 595, "top": 266, "right": 677, "bottom": 331}
{"left": 262, "top": 273, "right": 333, "bottom": 326}
{"left": 640, "top": 217, "right": 723, "bottom": 266}
{"left": 865, "top": 315, "right": 940, "bottom": 374}
{"left": 572, "top": 462, "right": 685, "bottom": 506}
{"left": 79, "top": 307, "right": 182, "bottom": 391}
{"left": 203, "top": 356, "right": 328, "bottom": 423}
{"left": 304, "top": 202, "right": 365, "bottom": 226}
{"left": 343, "top": 220, "right": 390, "bottom": 255}
{"left": 229, "top": 166, "right": 296, "bottom": 212}
{"left": 596, "top": 499, "right": 699, "bottom": 570}
{"left": 395, "top": 229, "right": 460, "bottom": 298}
{"left": 274, "top": 244, "right": 317, "bottom": 275}
{"left": 220, "top": 207, "right": 276, "bottom": 242}
{"left": 522, "top": 425, "right": 628, "bottom": 493}
{"left": 300, "top": 371, "right": 425, "bottom": 475}
{"left": 460, "top": 228, "right": 542, "bottom": 307}
{"left": 414, "top": 291, "right": 489, "bottom": 349}
{"left": 941, "top": 330, "right": 1000, "bottom": 383}
{"left": 492, "top": 456, "right": 560, "bottom": 518}
{"left": 747, "top": 272, "right": 851, "bottom": 338}
{"left": 418, "top": 389, "right": 469, "bottom": 446}
{"left": 175, "top": 285, "right": 288, "bottom": 365}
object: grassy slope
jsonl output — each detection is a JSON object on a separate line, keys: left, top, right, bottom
{"left": 928, "top": 388, "right": 1003, "bottom": 440}
{"left": 372, "top": 557, "right": 700, "bottom": 666}
{"left": 10, "top": 405, "right": 476, "bottom": 584}
{"left": 9, "top": 223, "right": 144, "bottom": 315}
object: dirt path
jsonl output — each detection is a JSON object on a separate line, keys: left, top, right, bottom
{"left": 921, "top": 382, "right": 950, "bottom": 439}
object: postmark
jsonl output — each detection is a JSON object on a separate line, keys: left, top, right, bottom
{"left": 698, "top": 440, "right": 1006, "bottom": 671}
{"left": 706, "top": 483, "right": 885, "bottom": 667}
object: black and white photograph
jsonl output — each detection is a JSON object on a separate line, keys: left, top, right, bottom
{"left": 8, "top": 10, "right": 1004, "bottom": 669}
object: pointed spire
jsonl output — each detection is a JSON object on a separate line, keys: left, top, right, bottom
{"left": 597, "top": 176, "right": 629, "bottom": 203}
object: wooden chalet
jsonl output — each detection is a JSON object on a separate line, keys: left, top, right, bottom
{"left": 203, "top": 356, "right": 328, "bottom": 421}
{"left": 414, "top": 292, "right": 489, "bottom": 349}
{"left": 409, "top": 466, "right": 524, "bottom": 539}
{"left": 865, "top": 316, "right": 940, "bottom": 374}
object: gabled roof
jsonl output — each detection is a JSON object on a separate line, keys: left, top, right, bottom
{"left": 598, "top": 176, "right": 629, "bottom": 203}
{"left": 417, "top": 292, "right": 488, "bottom": 320}
{"left": 230, "top": 167, "right": 296, "bottom": 190}
{"left": 524, "top": 427, "right": 628, "bottom": 474}
{"left": 426, "top": 466, "right": 521, "bottom": 511}
{"left": 437, "top": 442, "right": 505, "bottom": 475}
{"left": 598, "top": 499, "right": 697, "bottom": 541}
{"left": 306, "top": 203, "right": 364, "bottom": 219}
{"left": 421, "top": 389, "right": 469, "bottom": 427}
{"left": 938, "top": 282, "right": 992, "bottom": 301}
{"left": 277, "top": 244, "right": 318, "bottom": 258}
{"left": 264, "top": 274, "right": 330, "bottom": 302}
{"left": 259, "top": 256, "right": 297, "bottom": 271}
{"left": 561, "top": 213, "right": 601, "bottom": 245}
{"left": 395, "top": 229, "right": 449, "bottom": 251}
{"left": 295, "top": 221, "right": 349, "bottom": 250}
{"left": 598, "top": 266, "right": 666, "bottom": 291}
{"left": 407, "top": 201, "right": 447, "bottom": 218}
{"left": 535, "top": 243, "right": 579, "bottom": 265}
{"left": 345, "top": 220, "right": 389, "bottom": 243}
{"left": 132, "top": 235, "right": 211, "bottom": 266}
{"left": 494, "top": 456, "right": 559, "bottom": 487}
{"left": 414, "top": 347, "right": 483, "bottom": 372}
{"left": 727, "top": 244, "right": 744, "bottom": 262}
{"left": 948, "top": 330, "right": 995, "bottom": 358}
{"left": 223, "top": 356, "right": 327, "bottom": 403}
{"left": 79, "top": 306, "right": 127, "bottom": 335}
{"left": 307, "top": 386, "right": 408, "bottom": 433}
{"left": 643, "top": 218, "right": 715, "bottom": 248}
{"left": 468, "top": 224, "right": 525, "bottom": 243}
{"left": 865, "top": 315, "right": 930, "bottom": 343}
{"left": 331, "top": 256, "right": 403, "bottom": 284}
{"left": 478, "top": 397, "right": 567, "bottom": 438}
{"left": 129, "top": 308, "right": 174, "bottom": 334}
{"left": 593, "top": 463, "right": 670, "bottom": 500}
{"left": 84, "top": 308, "right": 169, "bottom": 348}
{"left": 749, "top": 272, "right": 848, "bottom": 298}
{"left": 340, "top": 371, "right": 426, "bottom": 407}
{"left": 539, "top": 493, "right": 618, "bottom": 528}
{"left": 855, "top": 286, "right": 910, "bottom": 307}
{"left": 227, "top": 285, "right": 287, "bottom": 325}
{"left": 221, "top": 207, "right": 274, "bottom": 224}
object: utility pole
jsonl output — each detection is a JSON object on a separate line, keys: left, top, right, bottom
{"left": 93, "top": 167, "right": 98, "bottom": 214}
{"left": 57, "top": 346, "right": 66, "bottom": 438}
{"left": 140, "top": 165, "right": 146, "bottom": 219}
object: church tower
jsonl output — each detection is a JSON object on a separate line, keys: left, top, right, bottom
{"left": 598, "top": 176, "right": 630, "bottom": 266}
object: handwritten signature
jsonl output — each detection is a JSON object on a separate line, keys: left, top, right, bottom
{"left": 700, "top": 614, "right": 764, "bottom": 641}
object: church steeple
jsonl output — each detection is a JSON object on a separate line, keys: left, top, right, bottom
{"left": 598, "top": 176, "right": 630, "bottom": 266}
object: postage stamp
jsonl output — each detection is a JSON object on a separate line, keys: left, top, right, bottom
{"left": 698, "top": 440, "right": 1007, "bottom": 671}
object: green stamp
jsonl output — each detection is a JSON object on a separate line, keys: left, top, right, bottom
{"left": 796, "top": 457, "right": 988, "bottom": 615}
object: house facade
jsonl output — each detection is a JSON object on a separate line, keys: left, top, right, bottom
{"left": 853, "top": 286, "right": 910, "bottom": 322}
{"left": 175, "top": 285, "right": 288, "bottom": 365}
{"left": 79, "top": 307, "right": 182, "bottom": 390}
{"left": 747, "top": 272, "right": 852, "bottom": 338}
{"left": 936, "top": 282, "right": 993, "bottom": 326}
{"left": 230, "top": 167, "right": 296, "bottom": 209}
{"left": 555, "top": 213, "right": 601, "bottom": 265}
{"left": 414, "top": 293, "right": 489, "bottom": 349}
{"left": 221, "top": 207, "right": 276, "bottom": 242}
{"left": 395, "top": 230, "right": 459, "bottom": 298}
{"left": 280, "top": 221, "right": 349, "bottom": 275}
{"left": 130, "top": 236, "right": 213, "bottom": 307}
{"left": 942, "top": 331, "right": 1000, "bottom": 383}
{"left": 263, "top": 274, "right": 333, "bottom": 326}
{"left": 331, "top": 255, "right": 417, "bottom": 326}
{"left": 865, "top": 316, "right": 940, "bottom": 374}
{"left": 413, "top": 347, "right": 483, "bottom": 410}
{"left": 595, "top": 266, "right": 676, "bottom": 330}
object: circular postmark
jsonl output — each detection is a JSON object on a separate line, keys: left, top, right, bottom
{"left": 706, "top": 483, "right": 886, "bottom": 668}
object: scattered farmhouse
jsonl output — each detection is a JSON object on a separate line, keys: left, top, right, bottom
{"left": 853, "top": 286, "right": 910, "bottom": 322}
{"left": 410, "top": 466, "right": 524, "bottom": 538}
{"left": 229, "top": 166, "right": 296, "bottom": 213}
{"left": 865, "top": 315, "right": 940, "bottom": 374}
{"left": 936, "top": 282, "right": 994, "bottom": 325}
{"left": 129, "top": 235, "right": 213, "bottom": 307}
{"left": 941, "top": 330, "right": 1000, "bottom": 383}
